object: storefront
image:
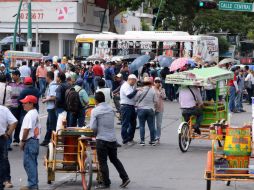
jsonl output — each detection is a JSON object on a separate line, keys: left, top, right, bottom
{"left": 0, "top": 0, "right": 109, "bottom": 57}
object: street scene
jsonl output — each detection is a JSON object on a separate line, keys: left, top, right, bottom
{"left": 1, "top": 0, "right": 254, "bottom": 190}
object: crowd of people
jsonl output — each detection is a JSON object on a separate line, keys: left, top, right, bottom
{"left": 0, "top": 56, "right": 167, "bottom": 190}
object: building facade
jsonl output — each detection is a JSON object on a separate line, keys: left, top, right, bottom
{"left": 0, "top": 0, "right": 109, "bottom": 57}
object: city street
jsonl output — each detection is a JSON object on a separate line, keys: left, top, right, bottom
{"left": 7, "top": 101, "right": 254, "bottom": 190}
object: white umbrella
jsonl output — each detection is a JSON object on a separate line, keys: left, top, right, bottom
{"left": 0, "top": 36, "right": 26, "bottom": 45}
{"left": 219, "top": 58, "right": 236, "bottom": 66}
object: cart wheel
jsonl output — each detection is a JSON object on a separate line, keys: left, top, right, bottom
{"left": 178, "top": 123, "right": 191, "bottom": 153}
{"left": 81, "top": 151, "right": 93, "bottom": 190}
{"left": 46, "top": 143, "right": 55, "bottom": 184}
{"left": 226, "top": 181, "right": 230, "bottom": 186}
{"left": 206, "top": 173, "right": 211, "bottom": 190}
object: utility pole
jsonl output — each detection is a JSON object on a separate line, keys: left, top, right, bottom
{"left": 153, "top": 0, "right": 163, "bottom": 31}
{"left": 13, "top": 0, "right": 23, "bottom": 50}
{"left": 27, "top": 0, "right": 32, "bottom": 52}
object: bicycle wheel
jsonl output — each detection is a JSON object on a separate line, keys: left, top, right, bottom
{"left": 81, "top": 151, "right": 93, "bottom": 190}
{"left": 178, "top": 123, "right": 191, "bottom": 153}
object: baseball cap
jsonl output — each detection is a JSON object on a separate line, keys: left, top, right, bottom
{"left": 20, "top": 95, "right": 38, "bottom": 104}
{"left": 24, "top": 77, "right": 33, "bottom": 85}
{"left": 116, "top": 73, "right": 122, "bottom": 78}
{"left": 154, "top": 77, "right": 161, "bottom": 81}
{"left": 128, "top": 74, "right": 137, "bottom": 80}
{"left": 12, "top": 70, "right": 21, "bottom": 76}
{"left": 75, "top": 78, "right": 83, "bottom": 86}
{"left": 0, "top": 64, "right": 5, "bottom": 67}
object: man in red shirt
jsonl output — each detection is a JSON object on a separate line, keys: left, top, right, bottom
{"left": 228, "top": 66, "right": 240, "bottom": 113}
{"left": 93, "top": 61, "right": 104, "bottom": 90}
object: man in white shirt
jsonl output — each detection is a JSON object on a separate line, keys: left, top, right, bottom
{"left": 19, "top": 61, "right": 31, "bottom": 80}
{"left": 120, "top": 74, "right": 138, "bottom": 144}
{"left": 179, "top": 86, "right": 203, "bottom": 135}
{"left": 0, "top": 105, "right": 17, "bottom": 190}
{"left": 19, "top": 95, "right": 40, "bottom": 190}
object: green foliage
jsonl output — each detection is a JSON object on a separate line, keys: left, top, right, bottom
{"left": 218, "top": 36, "right": 230, "bottom": 54}
{"left": 247, "top": 30, "right": 254, "bottom": 40}
{"left": 141, "top": 20, "right": 151, "bottom": 31}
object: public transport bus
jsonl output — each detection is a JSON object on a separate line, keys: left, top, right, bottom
{"left": 74, "top": 31, "right": 219, "bottom": 63}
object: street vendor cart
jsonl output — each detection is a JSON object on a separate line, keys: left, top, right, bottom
{"left": 45, "top": 127, "right": 101, "bottom": 190}
{"left": 4, "top": 50, "right": 43, "bottom": 69}
{"left": 166, "top": 67, "right": 233, "bottom": 152}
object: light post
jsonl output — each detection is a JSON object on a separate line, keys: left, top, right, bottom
{"left": 27, "top": 0, "right": 32, "bottom": 52}
{"left": 13, "top": 0, "right": 23, "bottom": 50}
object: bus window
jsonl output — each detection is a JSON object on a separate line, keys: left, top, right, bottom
{"left": 184, "top": 42, "right": 193, "bottom": 58}
{"left": 95, "top": 40, "right": 111, "bottom": 57}
{"left": 152, "top": 41, "right": 157, "bottom": 54}
{"left": 129, "top": 41, "right": 134, "bottom": 54}
{"left": 158, "top": 42, "right": 163, "bottom": 55}
{"left": 135, "top": 41, "right": 141, "bottom": 54}
{"left": 77, "top": 42, "right": 92, "bottom": 58}
{"left": 112, "top": 40, "right": 118, "bottom": 55}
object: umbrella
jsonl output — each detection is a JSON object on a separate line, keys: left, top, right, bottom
{"left": 0, "top": 36, "right": 26, "bottom": 45}
{"left": 219, "top": 58, "right": 236, "bottom": 66}
{"left": 158, "top": 56, "right": 174, "bottom": 67}
{"left": 170, "top": 58, "right": 196, "bottom": 72}
{"left": 129, "top": 55, "right": 150, "bottom": 73}
{"left": 86, "top": 55, "right": 105, "bottom": 62}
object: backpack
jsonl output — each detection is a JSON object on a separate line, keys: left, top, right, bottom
{"left": 65, "top": 87, "right": 82, "bottom": 113}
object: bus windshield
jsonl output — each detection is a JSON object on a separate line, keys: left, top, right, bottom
{"left": 76, "top": 42, "right": 92, "bottom": 58}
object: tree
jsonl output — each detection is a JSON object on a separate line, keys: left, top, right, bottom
{"left": 218, "top": 36, "right": 230, "bottom": 54}
{"left": 108, "top": 0, "right": 146, "bottom": 33}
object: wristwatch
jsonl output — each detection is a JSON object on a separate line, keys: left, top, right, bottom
{"left": 21, "top": 139, "right": 26, "bottom": 143}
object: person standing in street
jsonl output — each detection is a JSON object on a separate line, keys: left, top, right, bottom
{"left": 90, "top": 92, "right": 130, "bottom": 189}
{"left": 96, "top": 79, "right": 112, "bottom": 104}
{"left": 245, "top": 69, "right": 254, "bottom": 105}
{"left": 228, "top": 67, "right": 240, "bottom": 113}
{"left": 93, "top": 61, "right": 104, "bottom": 90}
{"left": 153, "top": 77, "right": 166, "bottom": 143}
{"left": 104, "top": 63, "right": 114, "bottom": 89}
{"left": 84, "top": 66, "right": 94, "bottom": 95}
{"left": 236, "top": 69, "right": 246, "bottom": 112}
{"left": 0, "top": 106, "right": 17, "bottom": 190}
{"left": 19, "top": 95, "right": 40, "bottom": 190}
{"left": 8, "top": 70, "right": 25, "bottom": 146}
{"left": 36, "top": 61, "right": 47, "bottom": 97}
{"left": 40, "top": 71, "right": 58, "bottom": 146}
{"left": 120, "top": 74, "right": 138, "bottom": 144}
{"left": 136, "top": 77, "right": 157, "bottom": 146}
{"left": 19, "top": 61, "right": 31, "bottom": 81}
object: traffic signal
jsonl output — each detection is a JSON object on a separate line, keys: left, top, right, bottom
{"left": 198, "top": 0, "right": 217, "bottom": 9}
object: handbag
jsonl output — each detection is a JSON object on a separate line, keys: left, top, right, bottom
{"left": 245, "top": 80, "right": 252, "bottom": 89}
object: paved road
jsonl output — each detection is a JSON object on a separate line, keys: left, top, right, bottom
{"left": 8, "top": 101, "right": 254, "bottom": 190}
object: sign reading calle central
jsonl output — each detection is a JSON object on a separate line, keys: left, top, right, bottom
{"left": 219, "top": 1, "right": 254, "bottom": 12}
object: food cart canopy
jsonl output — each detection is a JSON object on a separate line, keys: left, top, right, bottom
{"left": 166, "top": 67, "right": 233, "bottom": 87}
{"left": 4, "top": 51, "right": 43, "bottom": 60}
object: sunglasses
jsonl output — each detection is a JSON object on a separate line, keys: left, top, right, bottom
{"left": 155, "top": 80, "right": 161, "bottom": 83}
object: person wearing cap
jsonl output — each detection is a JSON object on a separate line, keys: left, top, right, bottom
{"left": 40, "top": 71, "right": 58, "bottom": 146}
{"left": 0, "top": 105, "right": 17, "bottom": 190}
{"left": 19, "top": 61, "right": 31, "bottom": 80}
{"left": 135, "top": 77, "right": 157, "bottom": 146}
{"left": 69, "top": 78, "right": 89, "bottom": 127}
{"left": 112, "top": 73, "right": 124, "bottom": 123}
{"left": 8, "top": 70, "right": 25, "bottom": 146}
{"left": 153, "top": 77, "right": 166, "bottom": 143}
{"left": 0, "top": 63, "right": 11, "bottom": 82}
{"left": 19, "top": 95, "right": 40, "bottom": 190}
{"left": 36, "top": 61, "right": 47, "bottom": 97}
{"left": 120, "top": 74, "right": 138, "bottom": 144}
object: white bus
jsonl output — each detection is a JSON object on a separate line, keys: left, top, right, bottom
{"left": 74, "top": 31, "right": 219, "bottom": 63}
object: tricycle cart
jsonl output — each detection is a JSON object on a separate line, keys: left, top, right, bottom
{"left": 205, "top": 136, "right": 253, "bottom": 190}
{"left": 44, "top": 127, "right": 101, "bottom": 190}
{"left": 166, "top": 67, "right": 233, "bottom": 152}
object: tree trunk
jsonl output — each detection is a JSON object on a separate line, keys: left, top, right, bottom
{"left": 108, "top": 13, "right": 118, "bottom": 33}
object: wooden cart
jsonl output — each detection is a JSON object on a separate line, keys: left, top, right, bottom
{"left": 205, "top": 140, "right": 254, "bottom": 190}
{"left": 44, "top": 128, "right": 101, "bottom": 190}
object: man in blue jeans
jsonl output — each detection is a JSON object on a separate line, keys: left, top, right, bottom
{"left": 0, "top": 105, "right": 17, "bottom": 190}
{"left": 228, "top": 67, "right": 240, "bottom": 113}
{"left": 120, "top": 74, "right": 138, "bottom": 144}
{"left": 41, "top": 71, "right": 58, "bottom": 146}
{"left": 19, "top": 95, "right": 40, "bottom": 190}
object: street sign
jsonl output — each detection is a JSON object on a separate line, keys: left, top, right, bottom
{"left": 219, "top": 1, "right": 254, "bottom": 12}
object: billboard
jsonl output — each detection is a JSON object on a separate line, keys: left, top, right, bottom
{"left": 0, "top": 2, "right": 82, "bottom": 23}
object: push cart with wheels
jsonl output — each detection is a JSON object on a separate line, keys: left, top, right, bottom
{"left": 205, "top": 138, "right": 254, "bottom": 190}
{"left": 44, "top": 127, "right": 101, "bottom": 190}
{"left": 166, "top": 67, "right": 233, "bottom": 152}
